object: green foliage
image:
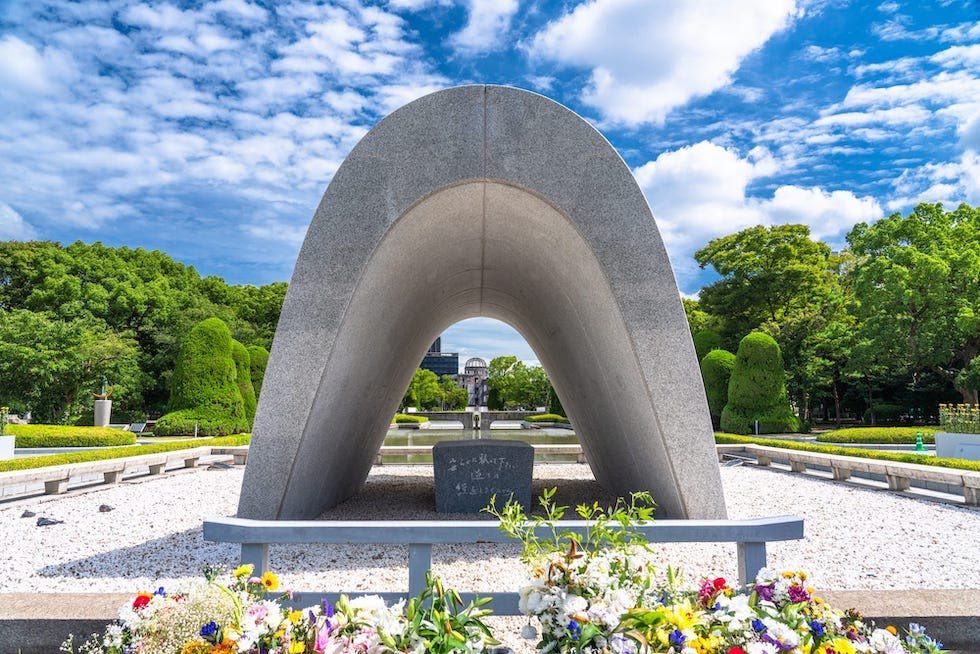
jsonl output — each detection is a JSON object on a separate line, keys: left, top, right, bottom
{"left": 155, "top": 318, "right": 248, "bottom": 436}
{"left": 524, "top": 413, "right": 570, "bottom": 423}
{"left": 0, "top": 309, "right": 141, "bottom": 423}
{"left": 721, "top": 332, "right": 800, "bottom": 434}
{"left": 439, "top": 374, "right": 469, "bottom": 410}
{"left": 861, "top": 402, "right": 905, "bottom": 424}
{"left": 402, "top": 368, "right": 441, "bottom": 410}
{"left": 682, "top": 298, "right": 717, "bottom": 336}
{"left": 939, "top": 403, "right": 980, "bottom": 433}
{"left": 0, "top": 240, "right": 285, "bottom": 415}
{"left": 816, "top": 426, "right": 938, "bottom": 444}
{"left": 700, "top": 349, "right": 735, "bottom": 425}
{"left": 547, "top": 385, "right": 565, "bottom": 417}
{"left": 693, "top": 329, "right": 723, "bottom": 362}
{"left": 486, "top": 356, "right": 551, "bottom": 409}
{"left": 393, "top": 413, "right": 429, "bottom": 423}
{"left": 846, "top": 203, "right": 980, "bottom": 402}
{"left": 231, "top": 339, "right": 257, "bottom": 423}
{"left": 484, "top": 486, "right": 655, "bottom": 566}
{"left": 6, "top": 423, "right": 136, "bottom": 447}
{"left": 395, "top": 573, "right": 498, "bottom": 654}
{"left": 0, "top": 434, "right": 250, "bottom": 472}
{"left": 247, "top": 345, "right": 269, "bottom": 398}
{"left": 714, "top": 432, "right": 980, "bottom": 472}
{"left": 956, "top": 356, "right": 980, "bottom": 391}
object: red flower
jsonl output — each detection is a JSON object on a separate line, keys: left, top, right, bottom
{"left": 713, "top": 577, "right": 728, "bottom": 590}
{"left": 132, "top": 593, "right": 153, "bottom": 610}
{"left": 728, "top": 647, "right": 747, "bottom": 654}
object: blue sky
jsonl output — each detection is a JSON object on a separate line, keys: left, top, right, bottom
{"left": 0, "top": 0, "right": 977, "bottom": 366}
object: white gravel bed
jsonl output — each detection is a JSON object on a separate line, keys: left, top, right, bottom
{"left": 3, "top": 462, "right": 979, "bottom": 599}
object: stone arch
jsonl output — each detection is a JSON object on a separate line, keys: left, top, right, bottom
{"left": 238, "top": 85, "right": 727, "bottom": 520}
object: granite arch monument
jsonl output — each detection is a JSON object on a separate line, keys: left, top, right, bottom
{"left": 238, "top": 85, "right": 727, "bottom": 520}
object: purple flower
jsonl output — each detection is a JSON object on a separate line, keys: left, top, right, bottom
{"left": 809, "top": 620, "right": 825, "bottom": 637}
{"left": 153, "top": 586, "right": 166, "bottom": 596}
{"left": 754, "top": 584, "right": 774, "bottom": 602}
{"left": 752, "top": 618, "right": 767, "bottom": 633}
{"left": 567, "top": 620, "right": 581, "bottom": 641}
{"left": 787, "top": 585, "right": 810, "bottom": 603}
{"left": 322, "top": 599, "right": 334, "bottom": 617}
{"left": 668, "top": 629, "right": 686, "bottom": 647}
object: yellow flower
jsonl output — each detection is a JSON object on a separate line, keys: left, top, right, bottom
{"left": 885, "top": 625, "right": 897, "bottom": 636}
{"left": 180, "top": 640, "right": 213, "bottom": 654}
{"left": 290, "top": 643, "right": 306, "bottom": 653}
{"left": 234, "top": 564, "right": 254, "bottom": 578}
{"left": 288, "top": 610, "right": 304, "bottom": 624}
{"left": 261, "top": 570, "right": 280, "bottom": 591}
{"left": 817, "top": 637, "right": 856, "bottom": 654}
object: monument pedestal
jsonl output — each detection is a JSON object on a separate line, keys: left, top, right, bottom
{"left": 94, "top": 400, "right": 112, "bottom": 427}
{"left": 432, "top": 440, "right": 533, "bottom": 513}
{"left": 0, "top": 435, "right": 14, "bottom": 460}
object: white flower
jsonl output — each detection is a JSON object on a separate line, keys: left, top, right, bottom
{"left": 563, "top": 593, "right": 588, "bottom": 616}
{"left": 762, "top": 618, "right": 800, "bottom": 649}
{"left": 869, "top": 628, "right": 904, "bottom": 653}
{"left": 746, "top": 642, "right": 779, "bottom": 654}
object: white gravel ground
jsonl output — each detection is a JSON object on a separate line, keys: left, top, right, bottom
{"left": 4, "top": 462, "right": 980, "bottom": 652}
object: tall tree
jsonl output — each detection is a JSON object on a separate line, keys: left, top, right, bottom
{"left": 846, "top": 203, "right": 980, "bottom": 402}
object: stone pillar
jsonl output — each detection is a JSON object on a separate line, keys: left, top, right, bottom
{"left": 94, "top": 399, "right": 112, "bottom": 427}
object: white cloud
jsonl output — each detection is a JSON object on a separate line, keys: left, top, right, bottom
{"left": 527, "top": 0, "right": 798, "bottom": 125}
{"left": 387, "top": 0, "right": 452, "bottom": 10}
{"left": 0, "top": 35, "right": 74, "bottom": 97}
{"left": 447, "top": 0, "right": 519, "bottom": 55}
{"left": 244, "top": 219, "right": 308, "bottom": 245}
{"left": 634, "top": 141, "right": 882, "bottom": 290}
{"left": 0, "top": 202, "right": 37, "bottom": 240}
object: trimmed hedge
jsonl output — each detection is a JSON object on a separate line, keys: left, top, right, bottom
{"left": 701, "top": 349, "right": 735, "bottom": 425}
{"left": 816, "top": 426, "right": 939, "bottom": 444}
{"left": 155, "top": 317, "right": 249, "bottom": 437}
{"left": 393, "top": 414, "right": 429, "bottom": 423}
{"left": 525, "top": 413, "right": 571, "bottom": 423}
{"left": 714, "top": 433, "right": 980, "bottom": 472}
{"left": 0, "top": 434, "right": 250, "bottom": 473}
{"left": 6, "top": 424, "right": 136, "bottom": 448}
{"left": 721, "top": 332, "right": 800, "bottom": 435}
{"left": 247, "top": 345, "right": 269, "bottom": 398}
{"left": 232, "top": 339, "right": 257, "bottom": 423}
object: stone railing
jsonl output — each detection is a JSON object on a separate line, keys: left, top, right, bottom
{"left": 719, "top": 443, "right": 980, "bottom": 506}
{"left": 203, "top": 514, "right": 805, "bottom": 612}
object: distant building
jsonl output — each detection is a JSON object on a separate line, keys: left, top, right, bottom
{"left": 459, "top": 357, "right": 489, "bottom": 407}
{"left": 420, "top": 337, "right": 459, "bottom": 378}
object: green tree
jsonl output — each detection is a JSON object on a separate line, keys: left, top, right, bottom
{"left": 402, "top": 368, "right": 441, "bottom": 410}
{"left": 700, "top": 349, "right": 735, "bottom": 428}
{"left": 0, "top": 310, "right": 140, "bottom": 422}
{"left": 682, "top": 298, "right": 717, "bottom": 336}
{"left": 956, "top": 356, "right": 980, "bottom": 403}
{"left": 846, "top": 202, "right": 980, "bottom": 403}
{"left": 695, "top": 224, "right": 832, "bottom": 335}
{"left": 486, "top": 356, "right": 551, "bottom": 409}
{"left": 721, "top": 332, "right": 800, "bottom": 435}
{"left": 231, "top": 339, "right": 257, "bottom": 423}
{"left": 693, "top": 329, "right": 723, "bottom": 362}
{"left": 438, "top": 375, "right": 469, "bottom": 410}
{"left": 247, "top": 345, "right": 270, "bottom": 398}
{"left": 154, "top": 317, "right": 249, "bottom": 436}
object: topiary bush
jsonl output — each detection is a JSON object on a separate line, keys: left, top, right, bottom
{"left": 720, "top": 332, "right": 801, "bottom": 435}
{"left": 154, "top": 317, "right": 249, "bottom": 437}
{"left": 7, "top": 424, "right": 136, "bottom": 447}
{"left": 231, "top": 340, "right": 257, "bottom": 423}
{"left": 247, "top": 345, "right": 269, "bottom": 398}
{"left": 693, "top": 329, "right": 723, "bottom": 362}
{"left": 700, "top": 349, "right": 735, "bottom": 428}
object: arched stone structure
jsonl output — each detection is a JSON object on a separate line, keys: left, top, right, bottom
{"left": 238, "top": 85, "right": 727, "bottom": 520}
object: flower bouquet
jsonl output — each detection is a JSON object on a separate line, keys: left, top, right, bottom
{"left": 62, "top": 565, "right": 498, "bottom": 654}
{"left": 486, "top": 488, "right": 944, "bottom": 654}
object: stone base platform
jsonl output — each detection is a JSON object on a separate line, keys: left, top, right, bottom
{"left": 1, "top": 590, "right": 977, "bottom": 653}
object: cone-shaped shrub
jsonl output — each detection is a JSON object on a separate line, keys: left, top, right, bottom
{"left": 721, "top": 332, "right": 800, "bottom": 435}
{"left": 232, "top": 339, "right": 257, "bottom": 423}
{"left": 701, "top": 349, "right": 735, "bottom": 428}
{"left": 693, "top": 329, "right": 723, "bottom": 362}
{"left": 154, "top": 317, "right": 249, "bottom": 436}
{"left": 247, "top": 345, "right": 269, "bottom": 398}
